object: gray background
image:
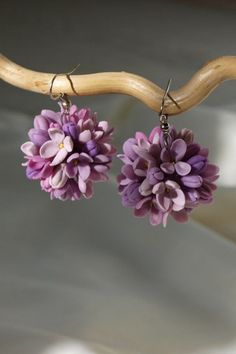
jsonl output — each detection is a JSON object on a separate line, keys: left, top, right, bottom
{"left": 1, "top": 1, "right": 236, "bottom": 354}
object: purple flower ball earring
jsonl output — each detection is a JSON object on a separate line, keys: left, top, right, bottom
{"left": 117, "top": 80, "right": 219, "bottom": 227}
{"left": 21, "top": 88, "right": 116, "bottom": 201}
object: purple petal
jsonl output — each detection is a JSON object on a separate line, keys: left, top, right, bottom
{"left": 34, "top": 115, "right": 49, "bottom": 130}
{"left": 175, "top": 161, "right": 191, "bottom": 176}
{"left": 171, "top": 139, "right": 187, "bottom": 161}
{"left": 156, "top": 194, "right": 171, "bottom": 212}
{"left": 64, "top": 136, "right": 73, "bottom": 152}
{"left": 123, "top": 138, "right": 138, "bottom": 160}
{"left": 149, "top": 206, "right": 163, "bottom": 225}
{"left": 149, "top": 127, "right": 161, "bottom": 144}
{"left": 50, "top": 166, "right": 68, "bottom": 189}
{"left": 94, "top": 154, "right": 110, "bottom": 163}
{"left": 21, "top": 141, "right": 38, "bottom": 157}
{"left": 66, "top": 162, "right": 77, "bottom": 178}
{"left": 78, "top": 164, "right": 91, "bottom": 181}
{"left": 201, "top": 164, "right": 220, "bottom": 178}
{"left": 67, "top": 153, "right": 80, "bottom": 163}
{"left": 160, "top": 162, "right": 175, "bottom": 174}
{"left": 139, "top": 178, "right": 152, "bottom": 196}
{"left": 50, "top": 148, "right": 68, "bottom": 166}
{"left": 160, "top": 147, "right": 172, "bottom": 162}
{"left": 152, "top": 182, "right": 165, "bottom": 194}
{"left": 48, "top": 128, "right": 64, "bottom": 143}
{"left": 132, "top": 145, "right": 155, "bottom": 162}
{"left": 28, "top": 128, "right": 49, "bottom": 147}
{"left": 78, "top": 176, "right": 87, "bottom": 193}
{"left": 171, "top": 209, "right": 189, "bottom": 223}
{"left": 40, "top": 141, "right": 58, "bottom": 158}
{"left": 181, "top": 175, "right": 203, "bottom": 188}
{"left": 93, "top": 165, "right": 109, "bottom": 173}
{"left": 84, "top": 181, "right": 93, "bottom": 199}
{"left": 135, "top": 131, "right": 148, "bottom": 141}
{"left": 79, "top": 130, "right": 92, "bottom": 143}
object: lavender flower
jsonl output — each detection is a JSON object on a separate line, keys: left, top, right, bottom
{"left": 21, "top": 105, "right": 116, "bottom": 200}
{"left": 117, "top": 126, "right": 219, "bottom": 227}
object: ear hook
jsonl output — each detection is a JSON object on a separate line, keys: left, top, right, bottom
{"left": 159, "top": 78, "right": 180, "bottom": 147}
{"left": 49, "top": 64, "right": 80, "bottom": 111}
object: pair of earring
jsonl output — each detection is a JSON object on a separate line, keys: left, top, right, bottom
{"left": 21, "top": 75, "right": 219, "bottom": 227}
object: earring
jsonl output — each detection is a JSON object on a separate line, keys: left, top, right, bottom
{"left": 21, "top": 71, "right": 116, "bottom": 201}
{"left": 117, "top": 79, "right": 219, "bottom": 227}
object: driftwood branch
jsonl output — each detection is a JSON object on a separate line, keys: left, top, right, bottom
{"left": 1, "top": 54, "right": 236, "bottom": 115}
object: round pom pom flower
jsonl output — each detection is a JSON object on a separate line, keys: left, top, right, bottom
{"left": 21, "top": 105, "right": 116, "bottom": 200}
{"left": 117, "top": 126, "right": 219, "bottom": 227}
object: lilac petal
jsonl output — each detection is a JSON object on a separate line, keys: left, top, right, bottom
{"left": 98, "top": 120, "right": 109, "bottom": 132}
{"left": 117, "top": 154, "right": 132, "bottom": 165}
{"left": 94, "top": 154, "right": 110, "bottom": 163}
{"left": 181, "top": 175, "right": 203, "bottom": 188}
{"left": 187, "top": 155, "right": 207, "bottom": 173}
{"left": 34, "top": 115, "right": 49, "bottom": 130}
{"left": 133, "top": 158, "right": 147, "bottom": 177}
{"left": 147, "top": 167, "right": 164, "bottom": 184}
{"left": 93, "top": 131, "right": 104, "bottom": 140}
{"left": 50, "top": 166, "right": 68, "bottom": 189}
{"left": 123, "top": 138, "right": 138, "bottom": 160}
{"left": 149, "top": 206, "right": 163, "bottom": 225}
{"left": 79, "top": 130, "right": 92, "bottom": 143}
{"left": 152, "top": 182, "right": 165, "bottom": 194}
{"left": 136, "top": 196, "right": 152, "bottom": 210}
{"left": 64, "top": 136, "right": 73, "bottom": 152}
{"left": 93, "top": 165, "right": 109, "bottom": 173}
{"left": 165, "top": 180, "right": 181, "bottom": 190}
{"left": 149, "top": 127, "right": 161, "bottom": 144}
{"left": 156, "top": 194, "right": 171, "bottom": 212}
{"left": 135, "top": 131, "right": 148, "bottom": 141}
{"left": 28, "top": 128, "right": 49, "bottom": 147}
{"left": 79, "top": 152, "right": 93, "bottom": 163}
{"left": 50, "top": 148, "right": 68, "bottom": 166}
{"left": 41, "top": 109, "right": 61, "bottom": 122}
{"left": 201, "top": 164, "right": 220, "bottom": 178}
{"left": 160, "top": 147, "right": 172, "bottom": 162}
{"left": 78, "top": 164, "right": 91, "bottom": 181}
{"left": 40, "top": 141, "right": 58, "bottom": 158}
{"left": 175, "top": 161, "right": 191, "bottom": 176}
{"left": 160, "top": 162, "right": 175, "bottom": 174}
{"left": 171, "top": 139, "right": 187, "bottom": 161}
{"left": 21, "top": 141, "right": 38, "bottom": 157}
{"left": 132, "top": 145, "right": 155, "bottom": 162}
{"left": 171, "top": 209, "right": 189, "bottom": 223}
{"left": 67, "top": 153, "right": 80, "bottom": 163}
{"left": 121, "top": 164, "right": 136, "bottom": 180}
{"left": 78, "top": 176, "right": 87, "bottom": 193}
{"left": 66, "top": 162, "right": 77, "bottom": 178}
{"left": 134, "top": 201, "right": 150, "bottom": 217}
{"left": 172, "top": 189, "right": 185, "bottom": 209}
{"left": 48, "top": 128, "right": 64, "bottom": 143}
{"left": 162, "top": 212, "right": 169, "bottom": 227}
{"left": 139, "top": 178, "right": 152, "bottom": 196}
{"left": 84, "top": 181, "right": 93, "bottom": 199}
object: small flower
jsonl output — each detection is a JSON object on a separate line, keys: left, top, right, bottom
{"left": 21, "top": 104, "right": 116, "bottom": 201}
{"left": 40, "top": 128, "right": 73, "bottom": 166}
{"left": 117, "top": 126, "right": 219, "bottom": 227}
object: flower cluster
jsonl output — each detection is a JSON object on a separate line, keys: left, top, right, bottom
{"left": 117, "top": 126, "right": 219, "bottom": 227}
{"left": 21, "top": 105, "right": 116, "bottom": 200}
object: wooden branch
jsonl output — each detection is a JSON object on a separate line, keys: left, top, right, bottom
{"left": 1, "top": 53, "right": 236, "bottom": 115}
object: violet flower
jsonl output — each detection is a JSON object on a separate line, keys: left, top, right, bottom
{"left": 117, "top": 126, "right": 219, "bottom": 227}
{"left": 21, "top": 105, "right": 116, "bottom": 201}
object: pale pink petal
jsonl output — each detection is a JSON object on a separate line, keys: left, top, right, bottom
{"left": 78, "top": 164, "right": 91, "bottom": 181}
{"left": 149, "top": 207, "right": 163, "bottom": 225}
{"left": 78, "top": 176, "right": 87, "bottom": 193}
{"left": 139, "top": 178, "right": 152, "bottom": 196}
{"left": 40, "top": 141, "right": 58, "bottom": 158}
{"left": 63, "top": 136, "right": 73, "bottom": 152}
{"left": 152, "top": 182, "right": 165, "bottom": 194}
{"left": 160, "top": 162, "right": 175, "bottom": 174}
{"left": 21, "top": 141, "right": 38, "bottom": 157}
{"left": 50, "top": 148, "right": 68, "bottom": 166}
{"left": 48, "top": 128, "right": 64, "bottom": 143}
{"left": 171, "top": 139, "right": 187, "bottom": 161}
{"left": 79, "top": 129, "right": 92, "bottom": 143}
{"left": 172, "top": 188, "right": 185, "bottom": 207}
{"left": 175, "top": 161, "right": 191, "bottom": 176}
{"left": 165, "top": 180, "right": 181, "bottom": 190}
{"left": 50, "top": 166, "right": 68, "bottom": 189}
{"left": 98, "top": 121, "right": 109, "bottom": 132}
{"left": 84, "top": 181, "right": 93, "bottom": 199}
{"left": 67, "top": 152, "right": 80, "bottom": 163}
{"left": 149, "top": 127, "right": 161, "bottom": 143}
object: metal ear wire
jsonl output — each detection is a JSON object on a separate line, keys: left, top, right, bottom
{"left": 49, "top": 64, "right": 80, "bottom": 112}
{"left": 159, "top": 78, "right": 180, "bottom": 147}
